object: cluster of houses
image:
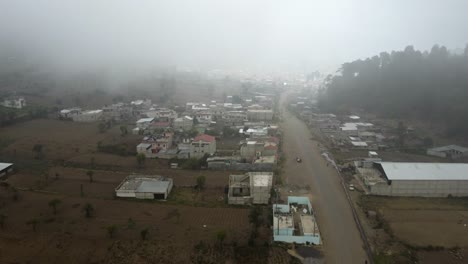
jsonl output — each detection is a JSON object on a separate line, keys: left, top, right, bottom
{"left": 130, "top": 94, "right": 276, "bottom": 161}
{"left": 59, "top": 101, "right": 138, "bottom": 122}
{"left": 1, "top": 96, "right": 26, "bottom": 109}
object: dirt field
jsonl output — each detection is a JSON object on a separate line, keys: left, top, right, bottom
{"left": 0, "top": 117, "right": 301, "bottom": 263}
{"left": 358, "top": 195, "right": 468, "bottom": 263}
{"left": 0, "top": 188, "right": 252, "bottom": 264}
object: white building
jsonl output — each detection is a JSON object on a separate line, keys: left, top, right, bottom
{"left": 0, "top": 162, "right": 13, "bottom": 179}
{"left": 1, "top": 97, "right": 26, "bottom": 109}
{"left": 190, "top": 134, "right": 216, "bottom": 158}
{"left": 173, "top": 116, "right": 193, "bottom": 131}
{"left": 136, "top": 117, "right": 154, "bottom": 129}
{"left": 115, "top": 175, "right": 173, "bottom": 200}
{"left": 59, "top": 108, "right": 82, "bottom": 119}
{"left": 247, "top": 109, "right": 274, "bottom": 121}
{"left": 427, "top": 145, "right": 468, "bottom": 159}
{"left": 72, "top": 110, "right": 103, "bottom": 122}
{"left": 363, "top": 162, "right": 468, "bottom": 197}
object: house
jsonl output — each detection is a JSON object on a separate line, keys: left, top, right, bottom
{"left": 194, "top": 110, "right": 213, "bottom": 124}
{"left": 247, "top": 109, "right": 274, "bottom": 121}
{"left": 72, "top": 110, "right": 103, "bottom": 122}
{"left": 147, "top": 121, "right": 171, "bottom": 132}
{"left": 272, "top": 196, "right": 321, "bottom": 245}
{"left": 221, "top": 111, "right": 247, "bottom": 127}
{"left": 240, "top": 139, "right": 278, "bottom": 161}
{"left": 1, "top": 97, "right": 26, "bottom": 109}
{"left": 144, "top": 132, "right": 173, "bottom": 149}
{"left": 0, "top": 162, "right": 13, "bottom": 179}
{"left": 240, "top": 127, "right": 269, "bottom": 137}
{"left": 228, "top": 172, "right": 273, "bottom": 205}
{"left": 144, "top": 107, "right": 177, "bottom": 122}
{"left": 190, "top": 134, "right": 216, "bottom": 159}
{"left": 131, "top": 99, "right": 152, "bottom": 109}
{"left": 115, "top": 175, "right": 173, "bottom": 200}
{"left": 102, "top": 103, "right": 132, "bottom": 121}
{"left": 59, "top": 108, "right": 82, "bottom": 119}
{"left": 173, "top": 116, "right": 193, "bottom": 131}
{"left": 427, "top": 145, "right": 468, "bottom": 159}
{"left": 360, "top": 162, "right": 468, "bottom": 197}
{"left": 136, "top": 117, "right": 154, "bottom": 129}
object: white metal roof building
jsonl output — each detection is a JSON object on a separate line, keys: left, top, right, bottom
{"left": 427, "top": 145, "right": 468, "bottom": 159}
{"left": 115, "top": 175, "right": 173, "bottom": 200}
{"left": 0, "top": 162, "right": 13, "bottom": 179}
{"left": 368, "top": 162, "right": 468, "bottom": 197}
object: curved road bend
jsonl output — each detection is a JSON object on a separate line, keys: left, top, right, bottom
{"left": 279, "top": 93, "right": 368, "bottom": 264}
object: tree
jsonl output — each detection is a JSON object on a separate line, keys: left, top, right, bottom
{"left": 48, "top": 199, "right": 61, "bottom": 215}
{"left": 0, "top": 214, "right": 7, "bottom": 229}
{"left": 83, "top": 203, "right": 94, "bottom": 218}
{"left": 216, "top": 230, "right": 226, "bottom": 245}
{"left": 26, "top": 218, "right": 39, "bottom": 232}
{"left": 136, "top": 153, "right": 146, "bottom": 168}
{"left": 423, "top": 137, "right": 434, "bottom": 147}
{"left": 86, "top": 170, "right": 94, "bottom": 183}
{"left": 140, "top": 228, "right": 149, "bottom": 240}
{"left": 32, "top": 144, "right": 43, "bottom": 159}
{"left": 249, "top": 206, "right": 262, "bottom": 227}
{"left": 196, "top": 175, "right": 206, "bottom": 190}
{"left": 397, "top": 121, "right": 406, "bottom": 147}
{"left": 120, "top": 125, "right": 128, "bottom": 136}
{"left": 232, "top": 95, "right": 243, "bottom": 104}
{"left": 127, "top": 217, "right": 136, "bottom": 229}
{"left": 106, "top": 225, "right": 118, "bottom": 238}
{"left": 98, "top": 122, "right": 107, "bottom": 133}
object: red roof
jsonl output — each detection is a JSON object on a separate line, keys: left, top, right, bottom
{"left": 151, "top": 121, "right": 170, "bottom": 128}
{"left": 193, "top": 134, "right": 216, "bottom": 143}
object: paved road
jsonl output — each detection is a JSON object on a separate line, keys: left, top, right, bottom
{"left": 279, "top": 93, "right": 368, "bottom": 264}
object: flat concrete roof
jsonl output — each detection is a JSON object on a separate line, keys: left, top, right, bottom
{"left": 273, "top": 215, "right": 294, "bottom": 230}
{"left": 300, "top": 215, "right": 318, "bottom": 235}
{"left": 253, "top": 174, "right": 272, "bottom": 187}
{"left": 116, "top": 175, "right": 172, "bottom": 193}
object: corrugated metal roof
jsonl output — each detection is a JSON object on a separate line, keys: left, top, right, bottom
{"left": 0, "top": 163, "right": 13, "bottom": 171}
{"left": 377, "top": 162, "right": 468, "bottom": 181}
{"left": 428, "top": 145, "right": 468, "bottom": 153}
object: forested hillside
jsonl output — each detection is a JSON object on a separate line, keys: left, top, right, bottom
{"left": 318, "top": 45, "right": 468, "bottom": 136}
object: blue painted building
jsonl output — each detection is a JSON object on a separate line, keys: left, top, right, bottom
{"left": 272, "top": 196, "right": 321, "bottom": 245}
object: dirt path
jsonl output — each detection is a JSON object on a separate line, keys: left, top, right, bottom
{"left": 279, "top": 92, "right": 368, "bottom": 264}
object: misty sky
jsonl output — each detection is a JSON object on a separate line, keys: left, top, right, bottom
{"left": 1, "top": 0, "right": 468, "bottom": 74}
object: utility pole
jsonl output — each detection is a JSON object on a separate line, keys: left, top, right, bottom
{"left": 275, "top": 188, "right": 279, "bottom": 236}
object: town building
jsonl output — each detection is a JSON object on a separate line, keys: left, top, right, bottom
{"left": 137, "top": 132, "right": 174, "bottom": 157}
{"left": 59, "top": 108, "right": 82, "bottom": 119}
{"left": 115, "top": 175, "right": 173, "bottom": 200}
{"left": 173, "top": 116, "right": 193, "bottom": 131}
{"left": 72, "top": 110, "right": 103, "bottom": 122}
{"left": 272, "top": 196, "right": 321, "bottom": 245}
{"left": 190, "top": 134, "right": 216, "bottom": 158}
{"left": 427, "top": 145, "right": 468, "bottom": 159}
{"left": 136, "top": 117, "right": 154, "bottom": 129}
{"left": 228, "top": 172, "right": 273, "bottom": 205}
{"left": 1, "top": 97, "right": 26, "bottom": 109}
{"left": 247, "top": 109, "right": 274, "bottom": 121}
{"left": 360, "top": 162, "right": 468, "bottom": 197}
{"left": 221, "top": 111, "right": 247, "bottom": 127}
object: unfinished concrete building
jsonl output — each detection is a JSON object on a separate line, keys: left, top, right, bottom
{"left": 228, "top": 172, "right": 273, "bottom": 205}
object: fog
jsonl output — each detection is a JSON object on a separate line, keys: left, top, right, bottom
{"left": 1, "top": 0, "right": 468, "bottom": 74}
